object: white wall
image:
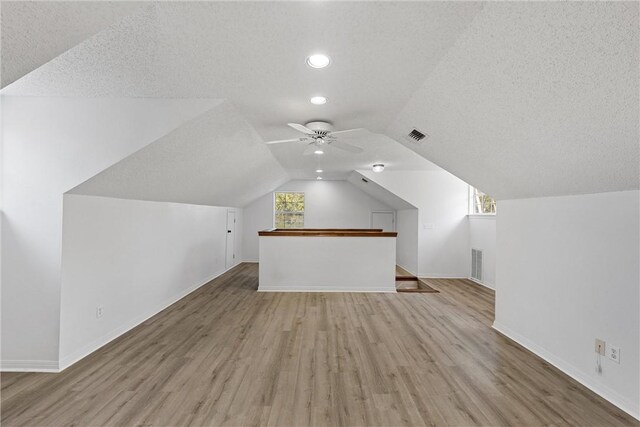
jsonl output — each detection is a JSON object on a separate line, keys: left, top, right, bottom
{"left": 242, "top": 180, "right": 395, "bottom": 262}
{"left": 359, "top": 170, "right": 469, "bottom": 277}
{"left": 468, "top": 215, "right": 496, "bottom": 289}
{"left": 258, "top": 235, "right": 396, "bottom": 293}
{"left": 1, "top": 96, "right": 219, "bottom": 369}
{"left": 59, "top": 194, "right": 241, "bottom": 370}
{"left": 396, "top": 209, "right": 419, "bottom": 275}
{"left": 494, "top": 190, "right": 639, "bottom": 419}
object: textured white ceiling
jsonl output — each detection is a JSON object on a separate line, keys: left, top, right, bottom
{"left": 268, "top": 130, "right": 440, "bottom": 181}
{"left": 69, "top": 102, "right": 289, "bottom": 207}
{"left": 347, "top": 171, "right": 416, "bottom": 211}
{"left": 4, "top": 1, "right": 637, "bottom": 201}
{"left": 1, "top": 1, "right": 483, "bottom": 143}
{"left": 0, "top": 1, "right": 147, "bottom": 87}
{"left": 386, "top": 1, "right": 639, "bottom": 199}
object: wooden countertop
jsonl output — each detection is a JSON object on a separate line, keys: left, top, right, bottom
{"left": 258, "top": 228, "right": 398, "bottom": 237}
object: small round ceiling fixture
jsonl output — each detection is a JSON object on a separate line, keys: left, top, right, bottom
{"left": 306, "top": 54, "right": 331, "bottom": 69}
{"left": 314, "top": 149, "right": 324, "bottom": 155}
{"left": 316, "top": 169, "right": 323, "bottom": 173}
{"left": 310, "top": 96, "right": 327, "bottom": 105}
{"left": 317, "top": 176, "right": 323, "bottom": 180}
{"left": 372, "top": 163, "right": 385, "bottom": 173}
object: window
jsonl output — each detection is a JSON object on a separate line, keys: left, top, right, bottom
{"left": 470, "top": 187, "right": 496, "bottom": 214}
{"left": 274, "top": 192, "right": 305, "bottom": 228}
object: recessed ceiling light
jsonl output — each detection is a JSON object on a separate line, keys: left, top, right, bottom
{"left": 316, "top": 169, "right": 323, "bottom": 173}
{"left": 306, "top": 54, "right": 331, "bottom": 69}
{"left": 314, "top": 149, "right": 324, "bottom": 155}
{"left": 317, "top": 176, "right": 323, "bottom": 180}
{"left": 372, "top": 163, "right": 385, "bottom": 173}
{"left": 310, "top": 96, "right": 327, "bottom": 105}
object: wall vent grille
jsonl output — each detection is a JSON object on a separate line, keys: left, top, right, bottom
{"left": 406, "top": 128, "right": 428, "bottom": 143}
{"left": 471, "top": 249, "right": 483, "bottom": 282}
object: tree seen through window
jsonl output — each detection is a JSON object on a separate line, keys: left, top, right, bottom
{"left": 274, "top": 192, "right": 305, "bottom": 228}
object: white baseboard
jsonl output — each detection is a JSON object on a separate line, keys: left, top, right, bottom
{"left": 56, "top": 263, "right": 243, "bottom": 372}
{"left": 1, "top": 359, "right": 59, "bottom": 372}
{"left": 258, "top": 285, "right": 396, "bottom": 293}
{"left": 419, "top": 275, "right": 467, "bottom": 279}
{"left": 467, "top": 276, "right": 495, "bottom": 290}
{"left": 493, "top": 321, "right": 640, "bottom": 421}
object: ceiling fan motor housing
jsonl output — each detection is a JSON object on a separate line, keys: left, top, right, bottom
{"left": 305, "top": 121, "right": 333, "bottom": 135}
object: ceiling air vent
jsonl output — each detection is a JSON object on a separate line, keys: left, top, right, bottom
{"left": 406, "top": 128, "right": 428, "bottom": 143}
{"left": 362, "top": 178, "right": 369, "bottom": 183}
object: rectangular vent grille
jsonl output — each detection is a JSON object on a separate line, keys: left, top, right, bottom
{"left": 406, "top": 128, "right": 428, "bottom": 143}
{"left": 471, "top": 249, "right": 483, "bottom": 281}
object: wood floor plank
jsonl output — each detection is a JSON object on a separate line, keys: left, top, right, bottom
{"left": 1, "top": 263, "right": 637, "bottom": 426}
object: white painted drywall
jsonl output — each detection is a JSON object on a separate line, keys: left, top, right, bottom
{"left": 242, "top": 180, "right": 395, "bottom": 262}
{"left": 1, "top": 96, "right": 220, "bottom": 369}
{"left": 347, "top": 171, "right": 417, "bottom": 210}
{"left": 468, "top": 215, "right": 496, "bottom": 289}
{"left": 259, "top": 236, "right": 396, "bottom": 292}
{"left": 396, "top": 209, "right": 419, "bottom": 275}
{"left": 359, "top": 170, "right": 469, "bottom": 278}
{"left": 494, "top": 190, "right": 639, "bottom": 419}
{"left": 59, "top": 194, "right": 242, "bottom": 370}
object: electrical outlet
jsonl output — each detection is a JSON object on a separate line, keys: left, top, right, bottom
{"left": 96, "top": 307, "right": 104, "bottom": 318}
{"left": 606, "top": 345, "right": 620, "bottom": 364}
{"left": 595, "top": 338, "right": 605, "bottom": 355}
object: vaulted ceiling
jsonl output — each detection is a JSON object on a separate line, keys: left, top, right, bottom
{"left": 2, "top": 1, "right": 637, "bottom": 204}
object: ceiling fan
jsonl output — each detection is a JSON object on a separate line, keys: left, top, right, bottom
{"left": 265, "top": 121, "right": 365, "bottom": 154}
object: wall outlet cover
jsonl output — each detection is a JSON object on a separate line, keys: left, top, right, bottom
{"left": 606, "top": 345, "right": 620, "bottom": 363}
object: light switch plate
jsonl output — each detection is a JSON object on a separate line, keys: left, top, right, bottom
{"left": 595, "top": 339, "right": 605, "bottom": 355}
{"left": 606, "top": 345, "right": 620, "bottom": 363}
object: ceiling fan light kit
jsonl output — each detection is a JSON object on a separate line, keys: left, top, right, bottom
{"left": 262, "top": 52, "right": 383, "bottom": 179}
{"left": 266, "top": 121, "right": 364, "bottom": 155}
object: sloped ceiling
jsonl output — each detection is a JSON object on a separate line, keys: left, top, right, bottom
{"left": 1, "top": 2, "right": 483, "bottom": 142}
{"left": 0, "top": 1, "right": 147, "bottom": 87}
{"left": 69, "top": 102, "right": 289, "bottom": 207}
{"left": 269, "top": 132, "right": 440, "bottom": 181}
{"left": 386, "top": 2, "right": 639, "bottom": 200}
{"left": 4, "top": 2, "right": 637, "bottom": 202}
{"left": 347, "top": 171, "right": 416, "bottom": 211}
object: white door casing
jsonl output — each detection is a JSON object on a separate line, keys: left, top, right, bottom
{"left": 226, "top": 210, "right": 236, "bottom": 269}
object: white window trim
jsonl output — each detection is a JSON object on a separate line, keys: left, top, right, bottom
{"left": 273, "top": 191, "right": 305, "bottom": 229}
{"left": 468, "top": 185, "right": 496, "bottom": 216}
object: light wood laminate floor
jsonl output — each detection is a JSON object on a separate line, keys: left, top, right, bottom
{"left": 2, "top": 263, "right": 637, "bottom": 426}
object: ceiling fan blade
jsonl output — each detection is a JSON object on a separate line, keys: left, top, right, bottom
{"left": 330, "top": 128, "right": 367, "bottom": 136}
{"left": 265, "top": 138, "right": 299, "bottom": 145}
{"left": 330, "top": 140, "right": 363, "bottom": 153}
{"left": 288, "top": 123, "right": 315, "bottom": 135}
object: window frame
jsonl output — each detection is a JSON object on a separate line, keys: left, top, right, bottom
{"left": 273, "top": 191, "right": 305, "bottom": 229}
{"left": 468, "top": 186, "right": 496, "bottom": 216}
